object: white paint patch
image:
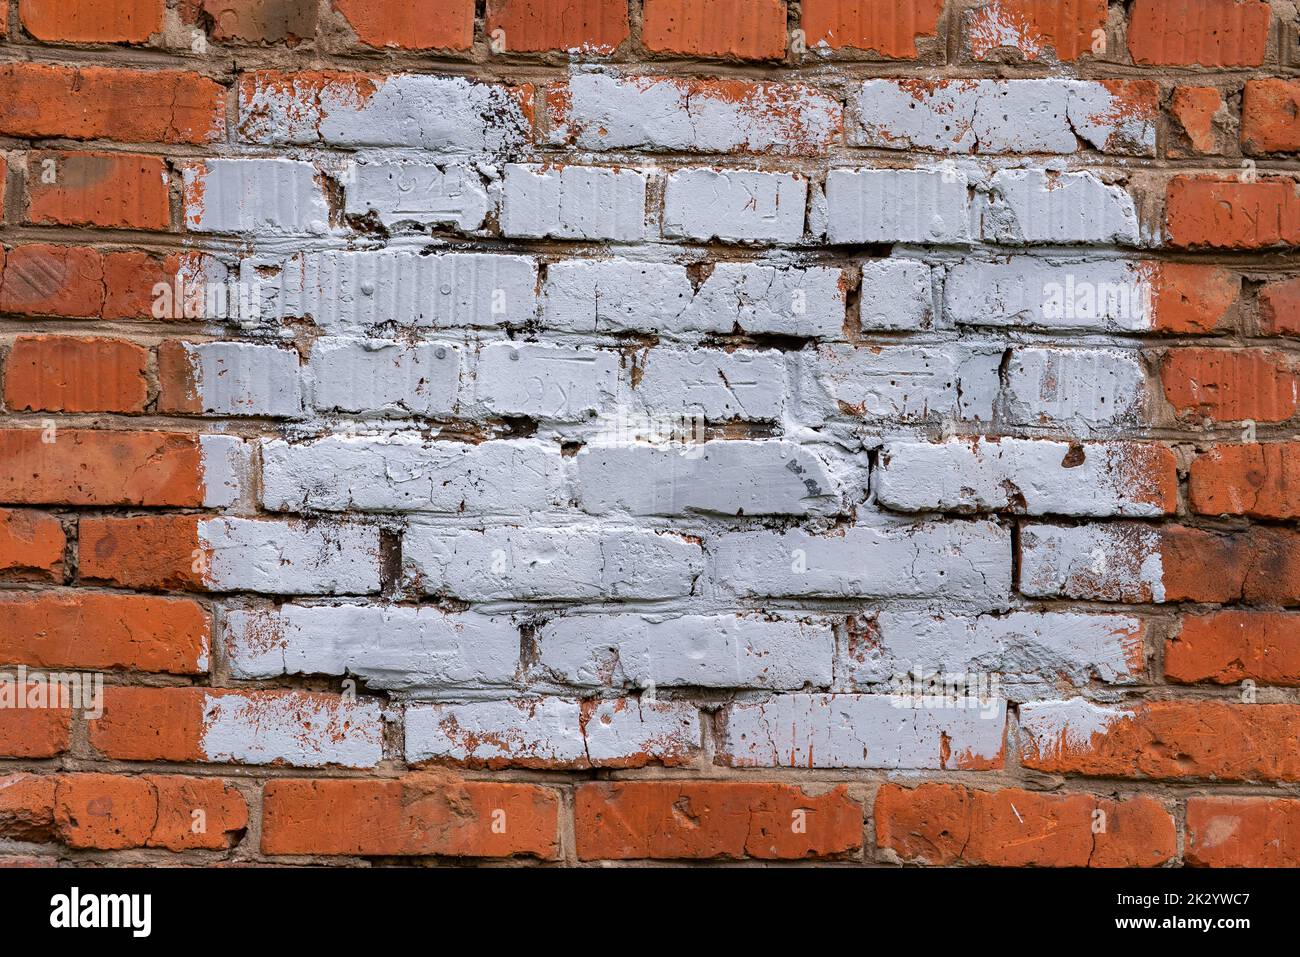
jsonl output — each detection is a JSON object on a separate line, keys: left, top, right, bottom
{"left": 825, "top": 168, "right": 971, "bottom": 244}
{"left": 198, "top": 434, "right": 248, "bottom": 508}
{"left": 1019, "top": 697, "right": 1128, "bottom": 758}
{"left": 197, "top": 518, "right": 381, "bottom": 594}
{"left": 343, "top": 161, "right": 490, "bottom": 231}
{"left": 1019, "top": 523, "right": 1166, "bottom": 602}
{"left": 183, "top": 159, "right": 330, "bottom": 236}
{"left": 501, "top": 164, "right": 648, "bottom": 240}
{"left": 200, "top": 691, "right": 383, "bottom": 767}
{"left": 662, "top": 169, "right": 806, "bottom": 243}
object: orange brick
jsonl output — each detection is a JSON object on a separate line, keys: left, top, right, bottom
{"left": 0, "top": 431, "right": 212, "bottom": 507}
{"left": 1167, "top": 611, "right": 1300, "bottom": 686}
{"left": 0, "top": 509, "right": 64, "bottom": 580}
{"left": 1023, "top": 702, "right": 1300, "bottom": 781}
{"left": 199, "top": 0, "right": 318, "bottom": 43}
{"left": 1161, "top": 526, "right": 1300, "bottom": 603}
{"left": 0, "top": 64, "right": 223, "bottom": 144}
{"left": 1190, "top": 442, "right": 1300, "bottom": 518}
{"left": 54, "top": 773, "right": 246, "bottom": 850}
{"left": 18, "top": 0, "right": 163, "bottom": 42}
{"left": 1128, "top": 0, "right": 1270, "bottom": 66}
{"left": 1241, "top": 78, "right": 1300, "bottom": 154}
{"left": 1187, "top": 797, "right": 1300, "bottom": 866}
{"left": 801, "top": 0, "right": 944, "bottom": 56}
{"left": 0, "top": 774, "right": 55, "bottom": 842}
{"left": 875, "top": 784, "right": 1175, "bottom": 867}
{"left": 575, "top": 781, "right": 862, "bottom": 860}
{"left": 26, "top": 152, "right": 169, "bottom": 231}
{"left": 1147, "top": 262, "right": 1239, "bottom": 333}
{"left": 486, "top": 0, "right": 629, "bottom": 53}
{"left": 4, "top": 336, "right": 149, "bottom": 413}
{"left": 1170, "top": 86, "right": 1226, "bottom": 155}
{"left": 1259, "top": 276, "right": 1300, "bottom": 337}
{"left": 332, "top": 0, "right": 474, "bottom": 49}
{"left": 0, "top": 592, "right": 208, "bottom": 674}
{"left": 1166, "top": 176, "right": 1300, "bottom": 249}
{"left": 1162, "top": 348, "right": 1297, "bottom": 422}
{"left": 965, "top": 0, "right": 1107, "bottom": 62}
{"left": 643, "top": 0, "right": 788, "bottom": 60}
{"left": 78, "top": 516, "right": 204, "bottom": 590}
{"left": 0, "top": 689, "right": 71, "bottom": 758}
{"left": 262, "top": 774, "right": 560, "bottom": 858}
{"left": 0, "top": 245, "right": 106, "bottom": 319}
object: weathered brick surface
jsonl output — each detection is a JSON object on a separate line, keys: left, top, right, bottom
{"left": 2, "top": 0, "right": 1297, "bottom": 871}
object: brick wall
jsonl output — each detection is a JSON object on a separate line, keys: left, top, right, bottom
{"left": 1, "top": 0, "right": 1298, "bottom": 868}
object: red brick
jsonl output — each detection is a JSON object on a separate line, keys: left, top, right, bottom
{"left": 25, "top": 152, "right": 169, "bottom": 231}
{"left": 332, "top": 0, "right": 474, "bottom": 50}
{"left": 199, "top": 0, "right": 317, "bottom": 43}
{"left": 78, "top": 516, "right": 204, "bottom": 590}
{"left": 875, "top": 784, "right": 1176, "bottom": 867}
{"left": 965, "top": 0, "right": 1107, "bottom": 62}
{"left": 1127, "top": 0, "right": 1270, "bottom": 66}
{"left": 643, "top": 0, "right": 788, "bottom": 60}
{"left": 1169, "top": 610, "right": 1300, "bottom": 685}
{"left": 4, "top": 336, "right": 149, "bottom": 413}
{"left": 0, "top": 509, "right": 64, "bottom": 580}
{"left": 1187, "top": 797, "right": 1300, "bottom": 866}
{"left": 1259, "top": 276, "right": 1300, "bottom": 337}
{"left": 1147, "top": 262, "right": 1239, "bottom": 333}
{"left": 1190, "top": 443, "right": 1300, "bottom": 518}
{"left": 105, "top": 250, "right": 212, "bottom": 321}
{"left": 0, "top": 64, "right": 223, "bottom": 144}
{"left": 1241, "top": 78, "right": 1300, "bottom": 154}
{"left": 1170, "top": 86, "right": 1226, "bottom": 155}
{"left": 1162, "top": 526, "right": 1300, "bottom": 604}
{"left": 1024, "top": 701, "right": 1300, "bottom": 781}
{"left": 801, "top": 0, "right": 944, "bottom": 56}
{"left": 1162, "top": 348, "right": 1297, "bottom": 422}
{"left": 486, "top": 0, "right": 629, "bottom": 53}
{"left": 0, "top": 245, "right": 106, "bottom": 319}
{"left": 262, "top": 774, "right": 560, "bottom": 858}
{"left": 0, "top": 689, "right": 71, "bottom": 758}
{"left": 18, "top": 0, "right": 163, "bottom": 43}
{"left": 0, "top": 774, "right": 56, "bottom": 842}
{"left": 1166, "top": 176, "right": 1300, "bottom": 249}
{"left": 0, "top": 431, "right": 211, "bottom": 507}
{"left": 575, "top": 781, "right": 862, "bottom": 860}
{"left": 54, "top": 773, "right": 246, "bottom": 850}
{"left": 0, "top": 592, "right": 208, "bottom": 674}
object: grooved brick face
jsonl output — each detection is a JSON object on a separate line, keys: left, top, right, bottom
{"left": 3, "top": 0, "right": 1300, "bottom": 873}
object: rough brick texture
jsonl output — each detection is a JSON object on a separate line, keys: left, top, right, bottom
{"left": 2, "top": 0, "right": 1297, "bottom": 871}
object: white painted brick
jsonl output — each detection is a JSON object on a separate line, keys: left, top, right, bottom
{"left": 720, "top": 693, "right": 1006, "bottom": 769}
{"left": 183, "top": 159, "right": 329, "bottom": 235}
{"left": 404, "top": 526, "right": 703, "bottom": 600}
{"left": 239, "top": 72, "right": 531, "bottom": 153}
{"left": 501, "top": 164, "right": 647, "bottom": 241}
{"left": 662, "top": 169, "right": 806, "bottom": 243}
{"left": 343, "top": 161, "right": 490, "bottom": 231}
{"left": 1019, "top": 523, "right": 1165, "bottom": 602}
{"left": 405, "top": 697, "right": 699, "bottom": 767}
{"left": 224, "top": 604, "right": 520, "bottom": 691}
{"left": 852, "top": 79, "right": 1155, "bottom": 156}
{"left": 535, "top": 613, "right": 834, "bottom": 689}
{"left": 944, "top": 258, "right": 1152, "bottom": 332}
{"left": 250, "top": 250, "right": 537, "bottom": 332}
{"left": 825, "top": 168, "right": 971, "bottom": 244}
{"left": 980, "top": 169, "right": 1139, "bottom": 245}
{"left": 200, "top": 691, "right": 382, "bottom": 768}
{"left": 548, "top": 72, "right": 841, "bottom": 155}
{"left": 858, "top": 259, "right": 934, "bottom": 330}
{"left": 576, "top": 441, "right": 841, "bottom": 517}
{"left": 198, "top": 518, "right": 381, "bottom": 594}
{"left": 541, "top": 259, "right": 844, "bottom": 337}
{"left": 876, "top": 439, "right": 1172, "bottom": 517}
{"left": 1018, "top": 698, "right": 1130, "bottom": 762}
{"left": 308, "top": 338, "right": 460, "bottom": 416}
{"left": 470, "top": 342, "right": 617, "bottom": 419}
{"left": 632, "top": 348, "right": 784, "bottom": 420}
{"left": 175, "top": 342, "right": 303, "bottom": 417}
{"left": 1004, "top": 347, "right": 1147, "bottom": 430}
{"left": 712, "top": 519, "right": 1011, "bottom": 603}
{"left": 814, "top": 344, "right": 1001, "bottom": 422}
{"left": 852, "top": 610, "right": 1145, "bottom": 698}
{"left": 199, "top": 434, "right": 250, "bottom": 508}
{"left": 260, "top": 436, "right": 565, "bottom": 515}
